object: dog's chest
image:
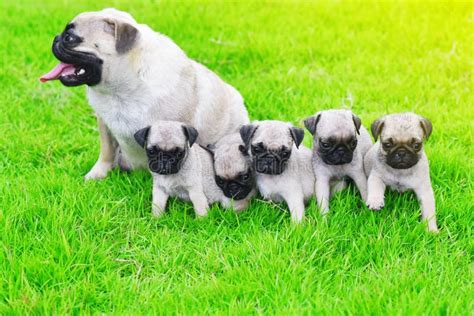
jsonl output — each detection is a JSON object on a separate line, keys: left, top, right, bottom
{"left": 318, "top": 153, "right": 361, "bottom": 180}
{"left": 88, "top": 91, "right": 157, "bottom": 136}
{"left": 256, "top": 174, "right": 286, "bottom": 202}
{"left": 87, "top": 90, "right": 162, "bottom": 167}
{"left": 328, "top": 165, "right": 350, "bottom": 179}
{"left": 155, "top": 175, "right": 191, "bottom": 201}
{"left": 391, "top": 182, "right": 409, "bottom": 192}
{"left": 383, "top": 171, "right": 415, "bottom": 193}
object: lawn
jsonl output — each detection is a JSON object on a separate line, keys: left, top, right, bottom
{"left": 0, "top": 0, "right": 473, "bottom": 314}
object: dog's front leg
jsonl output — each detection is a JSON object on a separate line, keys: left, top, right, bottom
{"left": 315, "top": 175, "right": 331, "bottom": 215}
{"left": 152, "top": 184, "right": 169, "bottom": 217}
{"left": 232, "top": 199, "right": 250, "bottom": 213}
{"left": 366, "top": 173, "right": 386, "bottom": 210}
{"left": 415, "top": 183, "right": 439, "bottom": 233}
{"left": 189, "top": 188, "right": 209, "bottom": 217}
{"left": 351, "top": 170, "right": 368, "bottom": 202}
{"left": 283, "top": 190, "right": 305, "bottom": 223}
{"left": 85, "top": 116, "right": 117, "bottom": 180}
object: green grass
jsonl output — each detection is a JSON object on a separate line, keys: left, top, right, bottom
{"left": 0, "top": 0, "right": 473, "bottom": 314}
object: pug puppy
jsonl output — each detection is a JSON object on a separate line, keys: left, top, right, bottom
{"left": 40, "top": 8, "right": 249, "bottom": 180}
{"left": 240, "top": 121, "right": 314, "bottom": 223}
{"left": 201, "top": 133, "right": 257, "bottom": 211}
{"left": 364, "top": 113, "right": 438, "bottom": 232}
{"left": 304, "top": 109, "right": 372, "bottom": 214}
{"left": 134, "top": 121, "right": 231, "bottom": 217}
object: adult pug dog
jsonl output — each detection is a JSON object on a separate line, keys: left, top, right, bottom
{"left": 40, "top": 8, "right": 249, "bottom": 180}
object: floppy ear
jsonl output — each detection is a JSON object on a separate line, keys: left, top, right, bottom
{"left": 134, "top": 126, "right": 150, "bottom": 148}
{"left": 238, "top": 144, "right": 249, "bottom": 156}
{"left": 304, "top": 113, "right": 321, "bottom": 135}
{"left": 200, "top": 144, "right": 215, "bottom": 157}
{"left": 371, "top": 117, "right": 385, "bottom": 141}
{"left": 239, "top": 124, "right": 258, "bottom": 147}
{"left": 352, "top": 114, "right": 362, "bottom": 135}
{"left": 419, "top": 116, "right": 433, "bottom": 140}
{"left": 104, "top": 19, "right": 138, "bottom": 54}
{"left": 182, "top": 125, "right": 199, "bottom": 147}
{"left": 289, "top": 127, "right": 305, "bottom": 149}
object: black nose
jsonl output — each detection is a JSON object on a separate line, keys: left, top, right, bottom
{"left": 396, "top": 151, "right": 407, "bottom": 158}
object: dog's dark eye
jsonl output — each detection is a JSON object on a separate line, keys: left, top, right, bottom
{"left": 350, "top": 138, "right": 358, "bottom": 149}
{"left": 64, "top": 34, "right": 74, "bottom": 43}
{"left": 176, "top": 150, "right": 184, "bottom": 159}
{"left": 320, "top": 142, "right": 331, "bottom": 149}
{"left": 252, "top": 144, "right": 264, "bottom": 154}
{"left": 147, "top": 147, "right": 158, "bottom": 156}
{"left": 412, "top": 142, "right": 422, "bottom": 151}
{"left": 215, "top": 176, "right": 225, "bottom": 186}
{"left": 240, "top": 172, "right": 250, "bottom": 182}
{"left": 382, "top": 142, "right": 393, "bottom": 151}
{"left": 280, "top": 148, "right": 291, "bottom": 158}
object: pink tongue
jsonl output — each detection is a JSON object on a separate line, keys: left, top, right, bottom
{"left": 40, "top": 63, "right": 75, "bottom": 83}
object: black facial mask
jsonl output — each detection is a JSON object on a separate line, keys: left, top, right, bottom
{"left": 215, "top": 169, "right": 254, "bottom": 200}
{"left": 318, "top": 136, "right": 357, "bottom": 165}
{"left": 252, "top": 143, "right": 291, "bottom": 175}
{"left": 146, "top": 146, "right": 186, "bottom": 175}
{"left": 385, "top": 148, "right": 419, "bottom": 169}
{"left": 51, "top": 23, "right": 103, "bottom": 86}
{"left": 382, "top": 139, "right": 421, "bottom": 169}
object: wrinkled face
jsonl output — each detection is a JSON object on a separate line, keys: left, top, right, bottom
{"left": 250, "top": 122, "right": 295, "bottom": 175}
{"left": 251, "top": 143, "right": 292, "bottom": 175}
{"left": 146, "top": 145, "right": 186, "bottom": 175}
{"left": 375, "top": 114, "right": 428, "bottom": 169}
{"left": 146, "top": 125, "right": 188, "bottom": 175}
{"left": 134, "top": 122, "right": 198, "bottom": 175}
{"left": 209, "top": 134, "right": 255, "bottom": 200}
{"left": 318, "top": 135, "right": 358, "bottom": 165}
{"left": 215, "top": 168, "right": 254, "bottom": 200}
{"left": 48, "top": 21, "right": 104, "bottom": 86}
{"left": 380, "top": 137, "right": 422, "bottom": 169}
{"left": 307, "top": 111, "right": 360, "bottom": 166}
{"left": 40, "top": 9, "right": 138, "bottom": 86}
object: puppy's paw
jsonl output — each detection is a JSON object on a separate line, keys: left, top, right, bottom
{"left": 84, "top": 162, "right": 113, "bottom": 180}
{"left": 427, "top": 223, "right": 439, "bottom": 234}
{"left": 290, "top": 212, "right": 305, "bottom": 223}
{"left": 195, "top": 211, "right": 208, "bottom": 219}
{"left": 366, "top": 197, "right": 384, "bottom": 211}
{"left": 191, "top": 197, "right": 209, "bottom": 218}
{"left": 428, "top": 227, "right": 440, "bottom": 234}
{"left": 152, "top": 205, "right": 165, "bottom": 217}
{"left": 319, "top": 205, "right": 330, "bottom": 216}
{"left": 232, "top": 200, "right": 249, "bottom": 213}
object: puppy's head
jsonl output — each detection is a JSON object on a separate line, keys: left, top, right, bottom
{"left": 304, "top": 109, "right": 361, "bottom": 165}
{"left": 203, "top": 134, "right": 255, "bottom": 200}
{"left": 40, "top": 8, "right": 139, "bottom": 86}
{"left": 134, "top": 121, "right": 198, "bottom": 175}
{"left": 371, "top": 113, "right": 432, "bottom": 169}
{"left": 240, "top": 121, "right": 304, "bottom": 175}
